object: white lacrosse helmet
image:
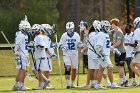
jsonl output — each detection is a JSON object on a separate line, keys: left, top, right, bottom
{"left": 133, "top": 17, "right": 140, "bottom": 29}
{"left": 31, "top": 24, "right": 41, "bottom": 36}
{"left": 41, "top": 24, "right": 53, "bottom": 36}
{"left": 66, "top": 22, "right": 75, "bottom": 31}
{"left": 19, "top": 15, "right": 31, "bottom": 32}
{"left": 101, "top": 20, "right": 111, "bottom": 28}
{"left": 92, "top": 20, "right": 101, "bottom": 31}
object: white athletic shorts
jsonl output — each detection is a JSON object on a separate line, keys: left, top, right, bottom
{"left": 132, "top": 53, "right": 140, "bottom": 63}
{"left": 35, "top": 57, "right": 48, "bottom": 71}
{"left": 88, "top": 55, "right": 99, "bottom": 69}
{"left": 32, "top": 57, "right": 52, "bottom": 71}
{"left": 15, "top": 55, "right": 30, "bottom": 70}
{"left": 63, "top": 54, "right": 78, "bottom": 69}
{"left": 98, "top": 56, "right": 113, "bottom": 68}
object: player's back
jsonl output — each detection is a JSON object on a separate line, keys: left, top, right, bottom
{"left": 87, "top": 31, "right": 98, "bottom": 59}
{"left": 96, "top": 31, "right": 110, "bottom": 56}
{"left": 34, "top": 35, "right": 46, "bottom": 59}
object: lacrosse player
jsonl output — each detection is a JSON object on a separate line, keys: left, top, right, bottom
{"left": 59, "top": 22, "right": 81, "bottom": 89}
{"left": 130, "top": 17, "right": 140, "bottom": 86}
{"left": 12, "top": 16, "right": 31, "bottom": 91}
{"left": 94, "top": 20, "right": 120, "bottom": 89}
{"left": 110, "top": 18, "right": 127, "bottom": 86}
{"left": 41, "top": 24, "right": 57, "bottom": 89}
{"left": 31, "top": 24, "right": 50, "bottom": 90}
{"left": 87, "top": 20, "right": 101, "bottom": 88}
{"left": 79, "top": 22, "right": 90, "bottom": 88}
{"left": 124, "top": 24, "right": 136, "bottom": 86}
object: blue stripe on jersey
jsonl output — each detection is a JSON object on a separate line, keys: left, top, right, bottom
{"left": 47, "top": 57, "right": 51, "bottom": 69}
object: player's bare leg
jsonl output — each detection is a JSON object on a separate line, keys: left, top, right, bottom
{"left": 71, "top": 68, "right": 77, "bottom": 88}
{"left": 117, "top": 66, "right": 127, "bottom": 86}
{"left": 103, "top": 69, "right": 111, "bottom": 87}
{"left": 108, "top": 67, "right": 113, "bottom": 83}
{"left": 108, "top": 67, "right": 120, "bottom": 88}
{"left": 89, "top": 69, "right": 95, "bottom": 87}
{"left": 94, "top": 66, "right": 105, "bottom": 89}
{"left": 130, "top": 62, "right": 140, "bottom": 86}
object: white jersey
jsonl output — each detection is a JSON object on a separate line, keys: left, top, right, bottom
{"left": 124, "top": 32, "right": 134, "bottom": 57}
{"left": 133, "top": 28, "right": 140, "bottom": 51}
{"left": 14, "top": 31, "right": 29, "bottom": 57}
{"left": 34, "top": 35, "right": 46, "bottom": 59}
{"left": 96, "top": 31, "right": 110, "bottom": 56}
{"left": 43, "top": 35, "right": 55, "bottom": 57}
{"left": 87, "top": 31, "right": 98, "bottom": 59}
{"left": 59, "top": 32, "right": 80, "bottom": 55}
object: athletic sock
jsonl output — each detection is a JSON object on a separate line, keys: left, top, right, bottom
{"left": 123, "top": 76, "right": 126, "bottom": 82}
{"left": 71, "top": 80, "right": 75, "bottom": 86}
{"left": 120, "top": 78, "right": 124, "bottom": 84}
{"left": 66, "top": 80, "right": 70, "bottom": 86}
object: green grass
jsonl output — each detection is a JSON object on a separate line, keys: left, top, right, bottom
{"left": 1, "top": 47, "right": 140, "bottom": 92}
{"left": 0, "top": 74, "right": 140, "bottom": 93}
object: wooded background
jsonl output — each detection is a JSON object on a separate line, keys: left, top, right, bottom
{"left": 0, "top": 0, "right": 140, "bottom": 43}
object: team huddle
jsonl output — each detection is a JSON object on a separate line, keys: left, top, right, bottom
{"left": 12, "top": 15, "right": 140, "bottom": 91}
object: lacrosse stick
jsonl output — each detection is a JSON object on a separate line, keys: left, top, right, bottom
{"left": 1, "top": 31, "right": 33, "bottom": 82}
{"left": 76, "top": 21, "right": 84, "bottom": 86}
{"left": 52, "top": 24, "right": 63, "bottom": 88}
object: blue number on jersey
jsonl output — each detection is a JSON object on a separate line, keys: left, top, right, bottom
{"left": 25, "top": 39, "right": 28, "bottom": 50}
{"left": 106, "top": 40, "right": 110, "bottom": 48}
{"left": 67, "top": 42, "right": 75, "bottom": 50}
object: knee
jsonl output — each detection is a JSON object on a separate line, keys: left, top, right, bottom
{"left": 65, "top": 67, "right": 71, "bottom": 75}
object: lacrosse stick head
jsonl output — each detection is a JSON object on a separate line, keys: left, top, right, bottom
{"left": 79, "top": 21, "right": 88, "bottom": 32}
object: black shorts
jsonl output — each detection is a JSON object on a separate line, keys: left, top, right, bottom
{"left": 83, "top": 55, "right": 88, "bottom": 69}
{"left": 115, "top": 52, "right": 126, "bottom": 66}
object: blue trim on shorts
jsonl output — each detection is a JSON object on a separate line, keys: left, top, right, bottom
{"left": 20, "top": 56, "right": 22, "bottom": 69}
{"left": 38, "top": 59, "right": 42, "bottom": 70}
{"left": 47, "top": 57, "right": 51, "bottom": 69}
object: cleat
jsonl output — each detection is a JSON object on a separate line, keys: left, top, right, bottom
{"left": 106, "top": 80, "right": 111, "bottom": 88}
{"left": 95, "top": 84, "right": 106, "bottom": 90}
{"left": 127, "top": 79, "right": 133, "bottom": 87}
{"left": 45, "top": 85, "right": 55, "bottom": 90}
{"left": 66, "top": 86, "right": 71, "bottom": 89}
{"left": 43, "top": 79, "right": 50, "bottom": 89}
{"left": 120, "top": 80, "right": 128, "bottom": 87}
{"left": 90, "top": 83, "right": 97, "bottom": 88}
{"left": 19, "top": 85, "right": 30, "bottom": 91}
{"left": 71, "top": 84, "right": 78, "bottom": 88}
{"left": 80, "top": 84, "right": 90, "bottom": 88}
{"left": 111, "top": 83, "right": 120, "bottom": 88}
{"left": 136, "top": 81, "right": 140, "bottom": 86}
{"left": 12, "top": 85, "right": 18, "bottom": 91}
{"left": 132, "top": 81, "right": 137, "bottom": 86}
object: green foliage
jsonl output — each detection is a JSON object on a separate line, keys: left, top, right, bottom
{"left": 0, "top": 0, "right": 59, "bottom": 43}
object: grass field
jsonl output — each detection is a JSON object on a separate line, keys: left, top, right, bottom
{"left": 0, "top": 74, "right": 140, "bottom": 93}
{"left": 1, "top": 45, "right": 140, "bottom": 93}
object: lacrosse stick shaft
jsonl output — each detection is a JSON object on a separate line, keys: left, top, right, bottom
{"left": 77, "top": 23, "right": 83, "bottom": 86}
{"left": 55, "top": 34, "right": 63, "bottom": 88}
